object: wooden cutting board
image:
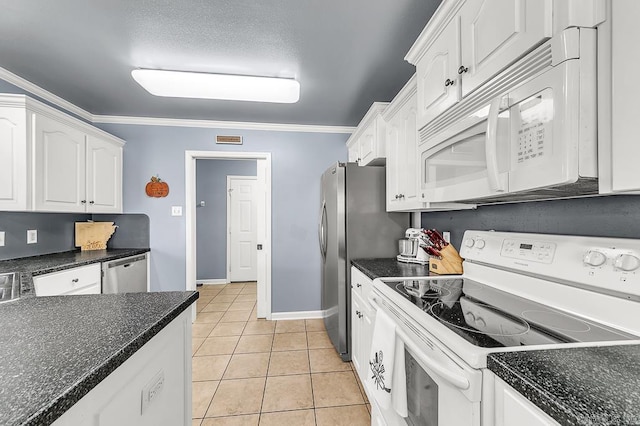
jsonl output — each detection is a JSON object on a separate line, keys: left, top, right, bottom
{"left": 75, "top": 222, "right": 117, "bottom": 251}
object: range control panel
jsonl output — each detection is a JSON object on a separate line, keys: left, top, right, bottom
{"left": 460, "top": 230, "right": 640, "bottom": 300}
{"left": 500, "top": 239, "right": 556, "bottom": 264}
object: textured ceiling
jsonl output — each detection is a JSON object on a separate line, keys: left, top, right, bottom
{"left": 0, "top": 0, "right": 441, "bottom": 127}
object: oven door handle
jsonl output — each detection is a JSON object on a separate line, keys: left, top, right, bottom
{"left": 370, "top": 297, "right": 470, "bottom": 390}
{"left": 486, "top": 97, "right": 506, "bottom": 193}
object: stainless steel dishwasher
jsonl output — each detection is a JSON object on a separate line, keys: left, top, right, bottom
{"left": 102, "top": 253, "right": 148, "bottom": 293}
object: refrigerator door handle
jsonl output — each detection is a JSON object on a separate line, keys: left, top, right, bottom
{"left": 318, "top": 200, "right": 327, "bottom": 261}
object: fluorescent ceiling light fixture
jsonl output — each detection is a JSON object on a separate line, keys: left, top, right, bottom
{"left": 131, "top": 69, "right": 300, "bottom": 103}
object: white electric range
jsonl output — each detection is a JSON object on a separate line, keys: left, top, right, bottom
{"left": 369, "top": 230, "right": 640, "bottom": 426}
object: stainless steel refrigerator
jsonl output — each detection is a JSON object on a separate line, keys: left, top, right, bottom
{"left": 319, "top": 162, "right": 408, "bottom": 361}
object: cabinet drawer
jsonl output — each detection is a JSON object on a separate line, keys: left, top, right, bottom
{"left": 351, "top": 266, "right": 373, "bottom": 304}
{"left": 34, "top": 263, "right": 101, "bottom": 296}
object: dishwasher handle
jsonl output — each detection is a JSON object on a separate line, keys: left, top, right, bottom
{"left": 106, "top": 254, "right": 147, "bottom": 269}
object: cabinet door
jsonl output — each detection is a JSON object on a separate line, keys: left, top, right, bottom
{"left": 347, "top": 139, "right": 360, "bottom": 164}
{"left": 351, "top": 291, "right": 363, "bottom": 375}
{"left": 359, "top": 123, "right": 378, "bottom": 166}
{"left": 33, "top": 114, "right": 86, "bottom": 212}
{"left": 0, "top": 107, "right": 28, "bottom": 210}
{"left": 494, "top": 377, "right": 559, "bottom": 426}
{"left": 86, "top": 135, "right": 122, "bottom": 213}
{"left": 460, "top": 0, "right": 552, "bottom": 97}
{"left": 398, "top": 101, "right": 419, "bottom": 207}
{"left": 416, "top": 17, "right": 461, "bottom": 130}
{"left": 385, "top": 118, "right": 402, "bottom": 210}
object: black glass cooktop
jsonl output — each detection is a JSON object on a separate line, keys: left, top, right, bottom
{"left": 383, "top": 278, "right": 638, "bottom": 348}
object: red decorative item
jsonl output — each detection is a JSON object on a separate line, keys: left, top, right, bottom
{"left": 145, "top": 176, "right": 170, "bottom": 198}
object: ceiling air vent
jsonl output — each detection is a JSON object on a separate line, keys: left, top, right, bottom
{"left": 216, "top": 135, "right": 243, "bottom": 145}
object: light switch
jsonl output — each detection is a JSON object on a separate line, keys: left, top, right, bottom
{"left": 0, "top": 231, "right": 5, "bottom": 247}
{"left": 171, "top": 206, "right": 183, "bottom": 216}
{"left": 27, "top": 229, "right": 37, "bottom": 244}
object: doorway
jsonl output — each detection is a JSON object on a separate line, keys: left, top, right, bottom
{"left": 186, "top": 151, "right": 272, "bottom": 320}
{"left": 227, "top": 175, "right": 258, "bottom": 282}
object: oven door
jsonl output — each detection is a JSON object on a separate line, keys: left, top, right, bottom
{"left": 420, "top": 98, "right": 511, "bottom": 203}
{"left": 369, "top": 295, "right": 482, "bottom": 426}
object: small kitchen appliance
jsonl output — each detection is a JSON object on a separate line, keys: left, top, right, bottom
{"left": 369, "top": 230, "right": 640, "bottom": 426}
{"left": 396, "top": 228, "right": 429, "bottom": 265}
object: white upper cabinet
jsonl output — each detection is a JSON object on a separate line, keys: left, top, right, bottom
{"left": 407, "top": 0, "right": 553, "bottom": 130}
{"left": 345, "top": 103, "right": 388, "bottom": 166}
{"left": 34, "top": 113, "right": 86, "bottom": 212}
{"left": 0, "top": 94, "right": 124, "bottom": 213}
{"left": 415, "top": 17, "right": 461, "bottom": 128}
{"left": 460, "top": 0, "right": 552, "bottom": 97}
{"left": 86, "top": 135, "right": 123, "bottom": 213}
{"left": 0, "top": 103, "right": 28, "bottom": 210}
{"left": 385, "top": 76, "right": 421, "bottom": 211}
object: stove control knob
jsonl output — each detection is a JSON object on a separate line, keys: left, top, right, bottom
{"left": 464, "top": 238, "right": 475, "bottom": 248}
{"left": 583, "top": 250, "right": 607, "bottom": 267}
{"left": 475, "top": 239, "right": 486, "bottom": 249}
{"left": 614, "top": 254, "right": 640, "bottom": 272}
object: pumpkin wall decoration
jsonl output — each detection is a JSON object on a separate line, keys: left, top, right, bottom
{"left": 145, "top": 176, "right": 170, "bottom": 198}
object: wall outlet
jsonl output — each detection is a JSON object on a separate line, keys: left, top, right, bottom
{"left": 171, "top": 206, "right": 183, "bottom": 216}
{"left": 0, "top": 231, "right": 5, "bottom": 247}
{"left": 141, "top": 371, "right": 164, "bottom": 415}
{"left": 27, "top": 229, "right": 38, "bottom": 244}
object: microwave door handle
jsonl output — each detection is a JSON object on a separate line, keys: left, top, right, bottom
{"left": 486, "top": 97, "right": 506, "bottom": 192}
{"left": 369, "top": 297, "right": 471, "bottom": 390}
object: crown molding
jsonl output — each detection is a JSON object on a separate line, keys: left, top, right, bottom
{"left": 0, "top": 66, "right": 93, "bottom": 121}
{"left": 0, "top": 65, "right": 355, "bottom": 135}
{"left": 92, "top": 115, "right": 356, "bottom": 134}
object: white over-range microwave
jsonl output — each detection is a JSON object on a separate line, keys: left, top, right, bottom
{"left": 419, "top": 28, "right": 598, "bottom": 204}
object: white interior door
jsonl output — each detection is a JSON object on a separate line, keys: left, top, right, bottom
{"left": 227, "top": 176, "right": 258, "bottom": 282}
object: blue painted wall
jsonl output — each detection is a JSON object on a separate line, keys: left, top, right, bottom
{"left": 196, "top": 159, "right": 257, "bottom": 281}
{"left": 96, "top": 123, "right": 348, "bottom": 312}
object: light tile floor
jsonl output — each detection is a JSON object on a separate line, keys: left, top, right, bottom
{"left": 193, "top": 282, "right": 371, "bottom": 426}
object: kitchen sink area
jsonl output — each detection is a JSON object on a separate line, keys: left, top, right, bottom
{"left": 0, "top": 272, "right": 19, "bottom": 303}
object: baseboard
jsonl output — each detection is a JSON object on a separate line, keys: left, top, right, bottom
{"left": 270, "top": 310, "right": 324, "bottom": 320}
{"left": 196, "top": 279, "right": 228, "bottom": 285}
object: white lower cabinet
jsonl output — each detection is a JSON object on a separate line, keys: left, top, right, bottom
{"left": 53, "top": 308, "right": 192, "bottom": 426}
{"left": 0, "top": 94, "right": 124, "bottom": 213}
{"left": 350, "top": 267, "right": 374, "bottom": 392}
{"left": 490, "top": 373, "right": 560, "bottom": 426}
{"left": 33, "top": 264, "right": 102, "bottom": 296}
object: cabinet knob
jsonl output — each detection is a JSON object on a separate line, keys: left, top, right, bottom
{"left": 81, "top": 200, "right": 86, "bottom": 204}
{"left": 356, "top": 283, "right": 362, "bottom": 288}
{"left": 458, "top": 65, "right": 469, "bottom": 74}
{"left": 399, "top": 194, "right": 404, "bottom": 199}
{"left": 395, "top": 194, "right": 399, "bottom": 199}
{"left": 89, "top": 201, "right": 95, "bottom": 205}
{"left": 444, "top": 78, "right": 455, "bottom": 87}
{"left": 71, "top": 278, "right": 79, "bottom": 283}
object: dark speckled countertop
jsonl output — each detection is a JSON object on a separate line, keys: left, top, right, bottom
{"left": 351, "top": 258, "right": 432, "bottom": 280}
{"left": 0, "top": 291, "right": 198, "bottom": 426}
{"left": 488, "top": 345, "right": 640, "bottom": 426}
{"left": 0, "top": 249, "right": 149, "bottom": 296}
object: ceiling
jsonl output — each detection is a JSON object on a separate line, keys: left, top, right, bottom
{"left": 0, "top": 0, "right": 441, "bottom": 127}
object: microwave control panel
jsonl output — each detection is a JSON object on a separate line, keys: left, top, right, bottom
{"left": 514, "top": 88, "right": 553, "bottom": 165}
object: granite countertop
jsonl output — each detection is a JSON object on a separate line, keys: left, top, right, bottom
{"left": 0, "top": 249, "right": 150, "bottom": 296}
{"left": 488, "top": 345, "right": 640, "bottom": 426}
{"left": 351, "top": 258, "right": 432, "bottom": 280}
{"left": 0, "top": 291, "right": 198, "bottom": 426}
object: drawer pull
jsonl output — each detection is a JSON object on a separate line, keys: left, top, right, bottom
{"left": 71, "top": 278, "right": 79, "bottom": 283}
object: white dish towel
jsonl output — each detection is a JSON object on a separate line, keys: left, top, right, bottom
{"left": 366, "top": 307, "right": 408, "bottom": 417}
